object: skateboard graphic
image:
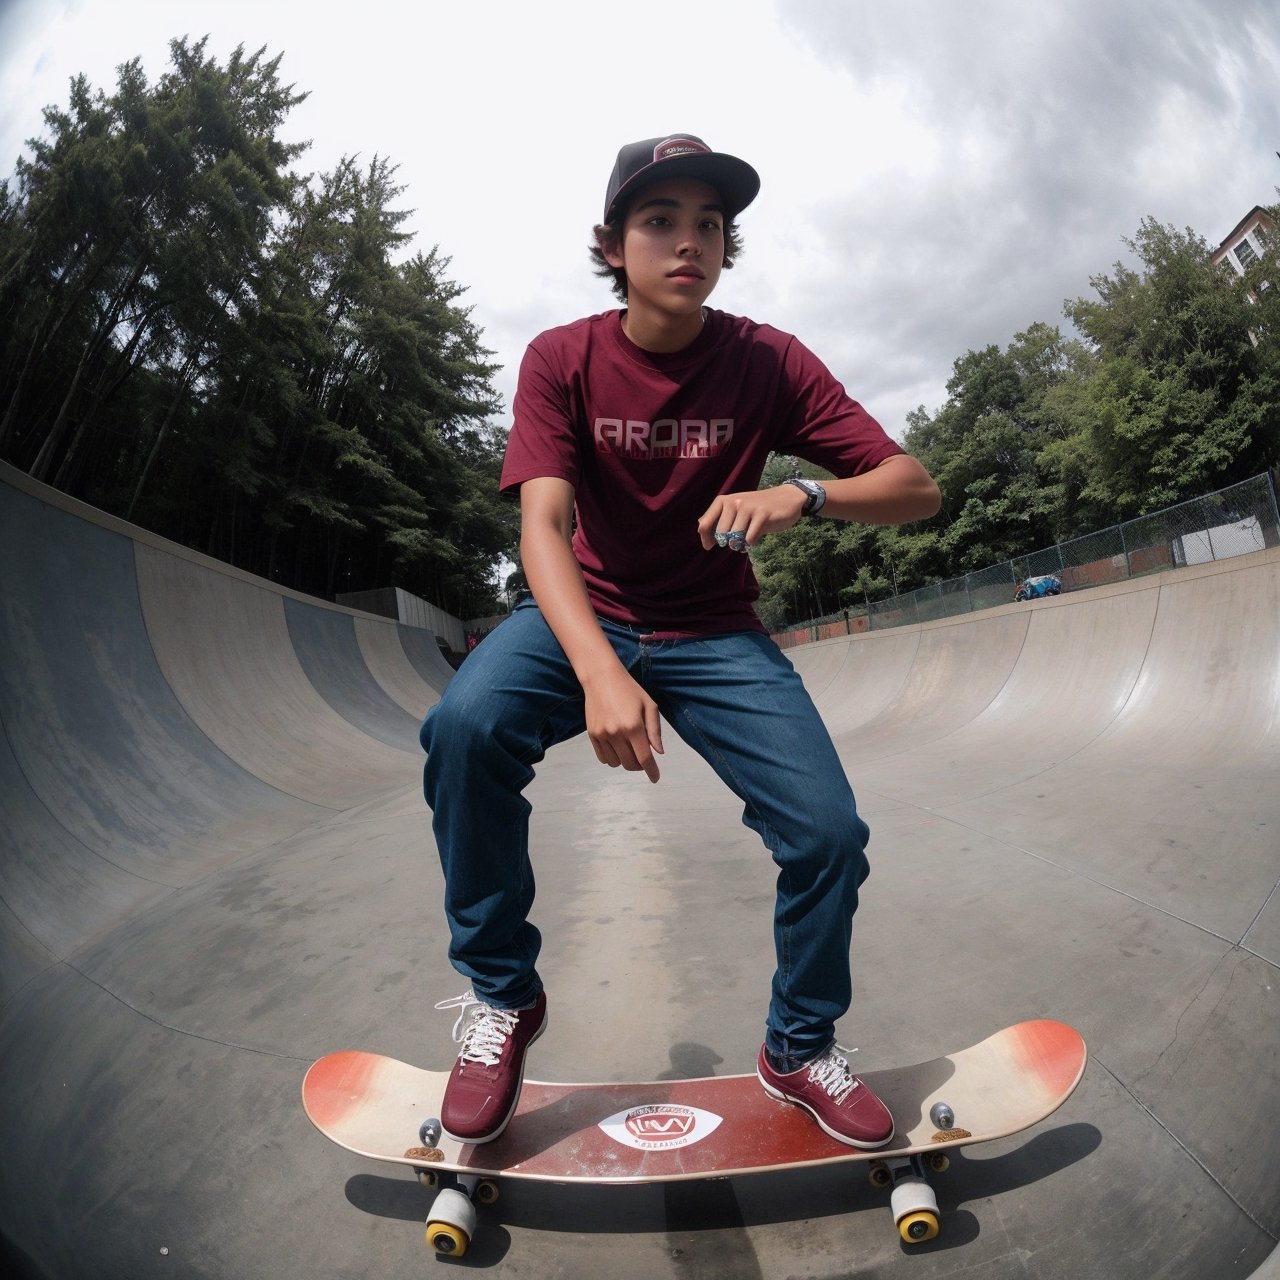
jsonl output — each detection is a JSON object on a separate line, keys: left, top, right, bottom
{"left": 302, "top": 1018, "right": 1086, "bottom": 1256}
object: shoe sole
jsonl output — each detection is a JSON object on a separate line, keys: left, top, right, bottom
{"left": 757, "top": 1071, "right": 895, "bottom": 1150}
{"left": 441, "top": 1013, "right": 548, "bottom": 1146}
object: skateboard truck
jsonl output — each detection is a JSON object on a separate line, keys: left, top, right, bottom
{"left": 424, "top": 1171, "right": 502, "bottom": 1255}
{"left": 866, "top": 1101, "right": 960, "bottom": 1244}
{"left": 414, "top": 1117, "right": 500, "bottom": 1256}
{"left": 888, "top": 1156, "right": 941, "bottom": 1242}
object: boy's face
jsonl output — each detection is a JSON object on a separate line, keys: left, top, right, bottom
{"left": 603, "top": 177, "right": 726, "bottom": 319}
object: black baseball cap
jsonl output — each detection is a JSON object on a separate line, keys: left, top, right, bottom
{"left": 602, "top": 134, "right": 760, "bottom": 225}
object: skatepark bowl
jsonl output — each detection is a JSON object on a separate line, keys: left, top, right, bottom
{"left": 1, "top": 458, "right": 1278, "bottom": 1280}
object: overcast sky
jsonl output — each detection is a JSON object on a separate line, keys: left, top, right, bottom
{"left": 3, "top": 0, "right": 1279, "bottom": 442}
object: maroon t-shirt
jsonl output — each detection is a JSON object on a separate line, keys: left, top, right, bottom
{"left": 500, "top": 308, "right": 904, "bottom": 634}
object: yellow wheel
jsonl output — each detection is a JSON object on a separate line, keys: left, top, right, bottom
{"left": 426, "top": 1222, "right": 470, "bottom": 1257}
{"left": 868, "top": 1161, "right": 892, "bottom": 1188}
{"left": 927, "top": 1153, "right": 950, "bottom": 1174}
{"left": 475, "top": 1179, "right": 500, "bottom": 1205}
{"left": 898, "top": 1210, "right": 940, "bottom": 1244}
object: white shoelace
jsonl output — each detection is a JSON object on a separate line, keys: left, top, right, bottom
{"left": 806, "top": 1044, "right": 860, "bottom": 1105}
{"left": 434, "top": 991, "right": 519, "bottom": 1066}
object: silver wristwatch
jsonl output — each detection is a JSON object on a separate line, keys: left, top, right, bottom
{"left": 785, "top": 477, "right": 827, "bottom": 516}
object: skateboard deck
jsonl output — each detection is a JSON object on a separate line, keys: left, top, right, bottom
{"left": 303, "top": 1018, "right": 1086, "bottom": 1254}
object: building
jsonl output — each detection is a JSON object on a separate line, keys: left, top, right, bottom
{"left": 1211, "top": 205, "right": 1274, "bottom": 276}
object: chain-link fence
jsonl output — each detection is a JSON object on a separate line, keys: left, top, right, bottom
{"left": 772, "top": 471, "right": 1280, "bottom": 646}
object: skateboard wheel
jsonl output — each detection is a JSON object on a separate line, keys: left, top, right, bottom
{"left": 868, "top": 1161, "right": 892, "bottom": 1188}
{"left": 425, "top": 1222, "right": 470, "bottom": 1257}
{"left": 890, "top": 1174, "right": 938, "bottom": 1223}
{"left": 475, "top": 1179, "right": 500, "bottom": 1205}
{"left": 898, "top": 1210, "right": 940, "bottom": 1243}
{"left": 415, "top": 1168, "right": 439, "bottom": 1189}
{"left": 926, "top": 1153, "right": 950, "bottom": 1174}
{"left": 426, "top": 1187, "right": 476, "bottom": 1257}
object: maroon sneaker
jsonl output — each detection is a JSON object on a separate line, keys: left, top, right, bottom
{"left": 435, "top": 990, "right": 548, "bottom": 1144}
{"left": 757, "top": 1042, "right": 894, "bottom": 1149}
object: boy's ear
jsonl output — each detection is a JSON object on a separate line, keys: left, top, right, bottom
{"left": 594, "top": 224, "right": 625, "bottom": 269}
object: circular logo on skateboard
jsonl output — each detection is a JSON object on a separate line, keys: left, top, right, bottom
{"left": 598, "top": 1104, "right": 723, "bottom": 1151}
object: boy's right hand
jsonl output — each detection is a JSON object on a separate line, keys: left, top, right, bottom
{"left": 515, "top": 477, "right": 664, "bottom": 782}
{"left": 581, "top": 666, "right": 664, "bottom": 783}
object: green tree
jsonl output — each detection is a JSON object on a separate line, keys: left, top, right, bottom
{"left": 0, "top": 38, "right": 305, "bottom": 497}
{"left": 0, "top": 38, "right": 516, "bottom": 615}
{"left": 751, "top": 212, "right": 1280, "bottom": 630}
{"left": 1047, "top": 217, "right": 1277, "bottom": 516}
{"left": 901, "top": 322, "right": 1083, "bottom": 569}
{"left": 226, "top": 157, "right": 510, "bottom": 606}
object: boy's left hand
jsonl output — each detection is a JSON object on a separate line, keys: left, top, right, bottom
{"left": 697, "top": 485, "right": 808, "bottom": 552}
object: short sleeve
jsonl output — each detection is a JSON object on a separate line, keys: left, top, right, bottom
{"left": 500, "top": 342, "right": 582, "bottom": 494}
{"left": 775, "top": 337, "right": 904, "bottom": 476}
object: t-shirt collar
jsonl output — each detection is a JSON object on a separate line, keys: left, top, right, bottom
{"left": 609, "top": 307, "right": 722, "bottom": 370}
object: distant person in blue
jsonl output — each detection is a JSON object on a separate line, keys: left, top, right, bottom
{"left": 1014, "top": 575, "right": 1061, "bottom": 601}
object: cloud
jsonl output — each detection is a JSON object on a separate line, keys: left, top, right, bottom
{"left": 762, "top": 0, "right": 1280, "bottom": 428}
{"left": 1, "top": 0, "right": 1277, "bottom": 443}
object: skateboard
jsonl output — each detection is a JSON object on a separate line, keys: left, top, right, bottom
{"left": 302, "top": 1018, "right": 1086, "bottom": 1256}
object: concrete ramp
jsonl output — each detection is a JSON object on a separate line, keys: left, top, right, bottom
{"left": 1, "top": 460, "right": 1276, "bottom": 1279}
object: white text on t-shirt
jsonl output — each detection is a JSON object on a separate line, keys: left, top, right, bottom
{"left": 593, "top": 417, "right": 735, "bottom": 459}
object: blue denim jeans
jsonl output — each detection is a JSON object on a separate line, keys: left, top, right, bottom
{"left": 420, "top": 600, "right": 871, "bottom": 1064}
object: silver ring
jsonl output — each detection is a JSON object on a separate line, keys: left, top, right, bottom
{"left": 727, "top": 530, "right": 748, "bottom": 552}
{"left": 714, "top": 531, "right": 731, "bottom": 548}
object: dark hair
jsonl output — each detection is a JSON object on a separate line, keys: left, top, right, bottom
{"left": 588, "top": 218, "right": 746, "bottom": 302}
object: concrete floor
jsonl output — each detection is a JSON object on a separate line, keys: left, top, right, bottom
{"left": 2, "top": 458, "right": 1277, "bottom": 1279}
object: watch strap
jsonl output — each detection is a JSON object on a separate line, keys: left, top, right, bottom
{"left": 785, "top": 477, "right": 827, "bottom": 516}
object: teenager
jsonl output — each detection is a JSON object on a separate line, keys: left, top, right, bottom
{"left": 421, "top": 134, "right": 941, "bottom": 1148}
